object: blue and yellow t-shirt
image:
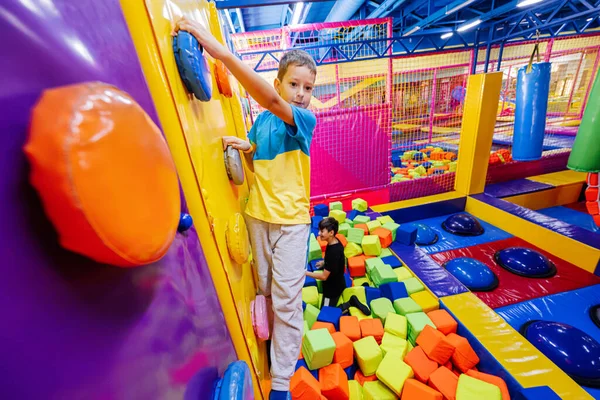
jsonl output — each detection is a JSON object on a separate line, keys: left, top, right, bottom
{"left": 245, "top": 105, "right": 316, "bottom": 225}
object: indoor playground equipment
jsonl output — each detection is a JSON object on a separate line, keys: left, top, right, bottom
{"left": 2, "top": 0, "right": 600, "bottom": 399}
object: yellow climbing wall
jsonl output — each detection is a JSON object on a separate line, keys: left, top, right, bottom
{"left": 120, "top": 0, "right": 268, "bottom": 397}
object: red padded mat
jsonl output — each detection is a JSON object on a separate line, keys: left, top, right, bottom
{"left": 430, "top": 237, "right": 600, "bottom": 309}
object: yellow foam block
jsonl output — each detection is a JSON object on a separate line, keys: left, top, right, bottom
{"left": 456, "top": 374, "right": 502, "bottom": 400}
{"left": 363, "top": 380, "right": 397, "bottom": 400}
{"left": 330, "top": 209, "right": 347, "bottom": 224}
{"left": 394, "top": 267, "right": 413, "bottom": 282}
{"left": 366, "top": 220, "right": 382, "bottom": 233}
{"left": 349, "top": 380, "right": 363, "bottom": 400}
{"left": 352, "top": 198, "right": 368, "bottom": 212}
{"left": 410, "top": 291, "right": 439, "bottom": 313}
{"left": 362, "top": 235, "right": 382, "bottom": 256}
{"left": 380, "top": 332, "right": 408, "bottom": 358}
{"left": 443, "top": 292, "right": 592, "bottom": 399}
{"left": 343, "top": 286, "right": 367, "bottom": 305}
{"left": 344, "top": 242, "right": 364, "bottom": 259}
{"left": 376, "top": 215, "right": 395, "bottom": 225}
{"left": 302, "top": 286, "right": 319, "bottom": 309}
{"left": 353, "top": 336, "right": 383, "bottom": 376}
{"left": 376, "top": 352, "right": 414, "bottom": 395}
{"left": 350, "top": 307, "right": 373, "bottom": 321}
{"left": 384, "top": 312, "right": 407, "bottom": 339}
{"left": 353, "top": 276, "right": 371, "bottom": 287}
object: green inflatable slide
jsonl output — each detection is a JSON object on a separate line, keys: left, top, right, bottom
{"left": 568, "top": 71, "right": 600, "bottom": 172}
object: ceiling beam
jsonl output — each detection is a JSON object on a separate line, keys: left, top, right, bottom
{"left": 215, "top": 0, "right": 330, "bottom": 9}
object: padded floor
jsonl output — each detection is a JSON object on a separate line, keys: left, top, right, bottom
{"left": 403, "top": 212, "right": 513, "bottom": 254}
{"left": 484, "top": 179, "right": 553, "bottom": 198}
{"left": 537, "top": 206, "right": 600, "bottom": 233}
{"left": 496, "top": 285, "right": 600, "bottom": 399}
{"left": 429, "top": 237, "right": 600, "bottom": 309}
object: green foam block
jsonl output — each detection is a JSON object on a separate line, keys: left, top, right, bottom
{"left": 302, "top": 328, "right": 336, "bottom": 370}
{"left": 365, "top": 257, "right": 385, "bottom": 275}
{"left": 338, "top": 223, "right": 350, "bottom": 237}
{"left": 354, "top": 215, "right": 371, "bottom": 225}
{"left": 384, "top": 312, "right": 407, "bottom": 339}
{"left": 349, "top": 380, "right": 363, "bottom": 400}
{"left": 329, "top": 201, "right": 343, "bottom": 211}
{"left": 376, "top": 353, "right": 413, "bottom": 395}
{"left": 353, "top": 336, "right": 382, "bottom": 376}
{"left": 362, "top": 235, "right": 382, "bottom": 256}
{"left": 379, "top": 248, "right": 393, "bottom": 258}
{"left": 376, "top": 215, "right": 395, "bottom": 225}
{"left": 371, "top": 264, "right": 397, "bottom": 287}
{"left": 393, "top": 297, "right": 422, "bottom": 315}
{"left": 353, "top": 276, "right": 371, "bottom": 287}
{"left": 382, "top": 222, "right": 400, "bottom": 241}
{"left": 302, "top": 287, "right": 319, "bottom": 309}
{"left": 343, "top": 286, "right": 367, "bottom": 305}
{"left": 352, "top": 198, "right": 368, "bottom": 212}
{"left": 404, "top": 277, "right": 425, "bottom": 294}
{"left": 394, "top": 267, "right": 413, "bottom": 282}
{"left": 406, "top": 312, "right": 435, "bottom": 345}
{"left": 366, "top": 220, "right": 382, "bottom": 233}
{"left": 345, "top": 219, "right": 355, "bottom": 227}
{"left": 304, "top": 303, "right": 320, "bottom": 329}
{"left": 380, "top": 333, "right": 408, "bottom": 358}
{"left": 456, "top": 373, "right": 502, "bottom": 400}
{"left": 363, "top": 381, "right": 397, "bottom": 400}
{"left": 370, "top": 297, "right": 395, "bottom": 324}
{"left": 347, "top": 227, "right": 365, "bottom": 244}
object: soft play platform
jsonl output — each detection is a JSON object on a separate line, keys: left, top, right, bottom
{"left": 484, "top": 179, "right": 553, "bottom": 198}
{"left": 537, "top": 206, "right": 600, "bottom": 233}
{"left": 430, "top": 237, "right": 600, "bottom": 309}
{"left": 496, "top": 284, "right": 600, "bottom": 398}
{"left": 401, "top": 212, "right": 513, "bottom": 254}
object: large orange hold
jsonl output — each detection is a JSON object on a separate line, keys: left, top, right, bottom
{"left": 25, "top": 83, "right": 180, "bottom": 267}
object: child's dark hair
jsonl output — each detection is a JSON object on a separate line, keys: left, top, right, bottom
{"left": 318, "top": 217, "right": 339, "bottom": 235}
{"left": 277, "top": 49, "right": 317, "bottom": 81}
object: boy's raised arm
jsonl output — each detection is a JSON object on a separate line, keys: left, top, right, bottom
{"left": 173, "top": 17, "right": 294, "bottom": 126}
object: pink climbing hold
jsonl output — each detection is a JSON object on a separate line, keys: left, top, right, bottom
{"left": 251, "top": 294, "right": 270, "bottom": 341}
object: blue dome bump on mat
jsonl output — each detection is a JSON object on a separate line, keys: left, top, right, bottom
{"left": 441, "top": 213, "right": 485, "bottom": 236}
{"left": 443, "top": 257, "right": 499, "bottom": 291}
{"left": 495, "top": 247, "right": 557, "bottom": 278}
{"left": 414, "top": 223, "right": 438, "bottom": 246}
{"left": 591, "top": 305, "right": 600, "bottom": 329}
{"left": 521, "top": 320, "right": 600, "bottom": 388}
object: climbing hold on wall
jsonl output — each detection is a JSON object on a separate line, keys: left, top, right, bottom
{"left": 24, "top": 82, "right": 180, "bottom": 267}
{"left": 441, "top": 213, "right": 485, "bottom": 236}
{"left": 444, "top": 257, "right": 499, "bottom": 291}
{"left": 251, "top": 294, "right": 270, "bottom": 341}
{"left": 495, "top": 247, "right": 556, "bottom": 278}
{"left": 173, "top": 31, "right": 213, "bottom": 102}
{"left": 521, "top": 320, "right": 600, "bottom": 388}
{"left": 224, "top": 145, "right": 245, "bottom": 185}
{"left": 226, "top": 213, "right": 250, "bottom": 264}
{"left": 215, "top": 60, "right": 233, "bottom": 98}
{"left": 178, "top": 213, "right": 194, "bottom": 233}
{"left": 213, "top": 361, "right": 254, "bottom": 400}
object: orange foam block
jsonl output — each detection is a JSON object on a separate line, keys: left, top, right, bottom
{"left": 318, "top": 238, "right": 328, "bottom": 252}
{"left": 401, "top": 379, "right": 443, "bottom": 400}
{"left": 331, "top": 332, "right": 354, "bottom": 369}
{"left": 291, "top": 367, "right": 321, "bottom": 399}
{"left": 319, "top": 363, "right": 349, "bottom": 399}
{"left": 403, "top": 346, "right": 438, "bottom": 383}
{"left": 354, "top": 223, "right": 369, "bottom": 235}
{"left": 360, "top": 318, "right": 384, "bottom": 344}
{"left": 312, "top": 321, "right": 336, "bottom": 334}
{"left": 428, "top": 366, "right": 458, "bottom": 400}
{"left": 427, "top": 310, "right": 457, "bottom": 335}
{"left": 340, "top": 315, "right": 362, "bottom": 342}
{"left": 445, "top": 333, "right": 480, "bottom": 372}
{"left": 372, "top": 227, "right": 393, "bottom": 248}
{"left": 354, "top": 369, "right": 378, "bottom": 386}
{"left": 336, "top": 233, "right": 348, "bottom": 247}
{"left": 466, "top": 370, "right": 510, "bottom": 400}
{"left": 416, "top": 325, "right": 455, "bottom": 364}
{"left": 348, "top": 256, "right": 366, "bottom": 278}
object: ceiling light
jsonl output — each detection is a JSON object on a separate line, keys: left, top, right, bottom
{"left": 517, "top": 0, "right": 543, "bottom": 8}
{"left": 404, "top": 26, "right": 421, "bottom": 36}
{"left": 457, "top": 19, "right": 481, "bottom": 32}
{"left": 290, "top": 2, "right": 304, "bottom": 26}
{"left": 441, "top": 32, "right": 454, "bottom": 39}
{"left": 446, "top": 0, "right": 477, "bottom": 15}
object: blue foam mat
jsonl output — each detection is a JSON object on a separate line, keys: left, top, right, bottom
{"left": 381, "top": 197, "right": 466, "bottom": 224}
{"left": 485, "top": 178, "right": 553, "bottom": 198}
{"left": 496, "top": 284, "right": 600, "bottom": 399}
{"left": 401, "top": 212, "right": 513, "bottom": 254}
{"left": 537, "top": 206, "right": 600, "bottom": 234}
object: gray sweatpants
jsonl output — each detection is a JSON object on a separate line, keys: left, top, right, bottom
{"left": 245, "top": 215, "right": 310, "bottom": 391}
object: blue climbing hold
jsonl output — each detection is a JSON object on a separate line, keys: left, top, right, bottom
{"left": 173, "top": 31, "right": 213, "bottom": 102}
{"left": 178, "top": 213, "right": 194, "bottom": 233}
{"left": 411, "top": 223, "right": 438, "bottom": 246}
{"left": 495, "top": 247, "right": 556, "bottom": 278}
{"left": 521, "top": 320, "right": 600, "bottom": 388}
{"left": 444, "top": 257, "right": 499, "bottom": 291}
{"left": 213, "top": 360, "right": 254, "bottom": 400}
{"left": 441, "top": 213, "right": 485, "bottom": 236}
